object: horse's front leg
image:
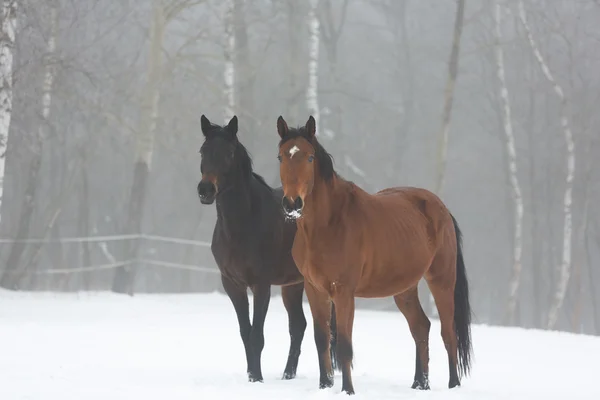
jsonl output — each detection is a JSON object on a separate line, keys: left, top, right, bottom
{"left": 221, "top": 275, "right": 252, "bottom": 379}
{"left": 248, "top": 283, "right": 271, "bottom": 382}
{"left": 281, "top": 282, "right": 307, "bottom": 380}
{"left": 304, "top": 281, "right": 335, "bottom": 389}
{"left": 332, "top": 285, "right": 356, "bottom": 395}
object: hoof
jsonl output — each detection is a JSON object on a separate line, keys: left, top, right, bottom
{"left": 247, "top": 372, "right": 263, "bottom": 383}
{"left": 319, "top": 380, "right": 334, "bottom": 389}
{"left": 282, "top": 371, "right": 296, "bottom": 380}
{"left": 411, "top": 380, "right": 430, "bottom": 390}
{"left": 342, "top": 388, "right": 355, "bottom": 395}
{"left": 449, "top": 379, "right": 461, "bottom": 389}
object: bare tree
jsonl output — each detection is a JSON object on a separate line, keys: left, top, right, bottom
{"left": 0, "top": 0, "right": 17, "bottom": 223}
{"left": 318, "top": 0, "right": 349, "bottom": 139}
{"left": 233, "top": 0, "right": 253, "bottom": 134}
{"left": 1, "top": 0, "right": 57, "bottom": 289}
{"left": 494, "top": 1, "right": 524, "bottom": 324}
{"left": 517, "top": 0, "right": 575, "bottom": 330}
{"left": 77, "top": 143, "right": 91, "bottom": 290}
{"left": 383, "top": 0, "right": 414, "bottom": 172}
{"left": 284, "top": 0, "right": 305, "bottom": 123}
{"left": 223, "top": 0, "right": 235, "bottom": 123}
{"left": 524, "top": 61, "right": 545, "bottom": 327}
{"left": 112, "top": 1, "right": 165, "bottom": 294}
{"left": 111, "top": 0, "right": 208, "bottom": 294}
{"left": 434, "top": 0, "right": 465, "bottom": 195}
{"left": 306, "top": 0, "right": 320, "bottom": 133}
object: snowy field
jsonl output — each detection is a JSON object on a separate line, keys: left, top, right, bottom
{"left": 1, "top": 290, "right": 599, "bottom": 400}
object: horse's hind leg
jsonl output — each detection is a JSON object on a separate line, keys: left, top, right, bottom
{"left": 249, "top": 283, "right": 272, "bottom": 382}
{"left": 394, "top": 287, "right": 431, "bottom": 390}
{"left": 281, "top": 282, "right": 307, "bottom": 380}
{"left": 426, "top": 258, "right": 460, "bottom": 388}
{"left": 221, "top": 275, "right": 252, "bottom": 379}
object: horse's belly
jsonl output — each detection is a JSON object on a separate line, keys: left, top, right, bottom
{"left": 354, "top": 261, "right": 429, "bottom": 298}
{"left": 270, "top": 261, "right": 304, "bottom": 286}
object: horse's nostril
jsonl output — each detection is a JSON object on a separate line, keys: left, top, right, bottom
{"left": 282, "top": 196, "right": 302, "bottom": 214}
{"left": 282, "top": 196, "right": 293, "bottom": 212}
{"left": 198, "top": 181, "right": 215, "bottom": 198}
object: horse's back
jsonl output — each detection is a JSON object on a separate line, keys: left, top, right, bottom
{"left": 374, "top": 186, "right": 452, "bottom": 241}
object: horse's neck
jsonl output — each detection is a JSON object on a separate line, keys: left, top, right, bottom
{"left": 302, "top": 174, "right": 347, "bottom": 231}
{"left": 216, "top": 177, "right": 255, "bottom": 236}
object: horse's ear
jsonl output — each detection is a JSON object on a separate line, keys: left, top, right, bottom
{"left": 226, "top": 115, "right": 238, "bottom": 136}
{"left": 305, "top": 115, "right": 316, "bottom": 139}
{"left": 277, "top": 116, "right": 289, "bottom": 139}
{"left": 201, "top": 114, "right": 212, "bottom": 136}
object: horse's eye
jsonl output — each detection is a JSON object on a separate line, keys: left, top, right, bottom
{"left": 277, "top": 155, "right": 282, "bottom": 162}
{"left": 308, "top": 155, "right": 314, "bottom": 163}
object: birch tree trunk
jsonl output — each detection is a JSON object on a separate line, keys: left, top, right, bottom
{"left": 223, "top": 0, "right": 235, "bottom": 123}
{"left": 0, "top": 0, "right": 17, "bottom": 224}
{"left": 396, "top": 0, "right": 414, "bottom": 171}
{"left": 517, "top": 0, "right": 575, "bottom": 330}
{"left": 434, "top": 0, "right": 465, "bottom": 196}
{"left": 112, "top": 2, "right": 164, "bottom": 295}
{"left": 234, "top": 0, "right": 251, "bottom": 123}
{"left": 285, "top": 0, "right": 303, "bottom": 123}
{"left": 320, "top": 0, "right": 349, "bottom": 140}
{"left": 494, "top": 2, "right": 524, "bottom": 325}
{"left": 306, "top": 0, "right": 320, "bottom": 134}
{"left": 0, "top": 2, "right": 57, "bottom": 289}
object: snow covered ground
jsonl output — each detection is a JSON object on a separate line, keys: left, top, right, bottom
{"left": 1, "top": 290, "right": 599, "bottom": 400}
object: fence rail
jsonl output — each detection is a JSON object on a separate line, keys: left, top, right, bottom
{"left": 0, "top": 234, "right": 219, "bottom": 276}
{"left": 0, "top": 234, "right": 211, "bottom": 247}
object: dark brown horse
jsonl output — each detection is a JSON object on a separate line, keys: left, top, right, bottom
{"left": 196, "top": 115, "right": 336, "bottom": 383}
{"left": 275, "top": 115, "right": 473, "bottom": 394}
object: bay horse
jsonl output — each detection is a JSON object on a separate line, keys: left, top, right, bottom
{"left": 196, "top": 115, "right": 337, "bottom": 382}
{"left": 275, "top": 115, "right": 473, "bottom": 394}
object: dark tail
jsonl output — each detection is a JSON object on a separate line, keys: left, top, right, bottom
{"left": 329, "top": 302, "right": 341, "bottom": 371}
{"left": 451, "top": 214, "right": 473, "bottom": 378}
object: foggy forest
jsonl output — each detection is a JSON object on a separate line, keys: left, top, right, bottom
{"left": 0, "top": 0, "right": 599, "bottom": 338}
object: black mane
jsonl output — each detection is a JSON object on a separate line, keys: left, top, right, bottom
{"left": 279, "top": 126, "right": 336, "bottom": 182}
{"left": 252, "top": 171, "right": 272, "bottom": 190}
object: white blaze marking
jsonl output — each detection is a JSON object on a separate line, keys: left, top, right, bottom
{"left": 289, "top": 145, "right": 300, "bottom": 158}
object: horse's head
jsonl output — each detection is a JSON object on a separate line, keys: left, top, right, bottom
{"left": 197, "top": 114, "right": 240, "bottom": 205}
{"left": 276, "top": 115, "right": 334, "bottom": 219}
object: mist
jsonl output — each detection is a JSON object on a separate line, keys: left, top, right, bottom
{"left": 0, "top": 0, "right": 599, "bottom": 336}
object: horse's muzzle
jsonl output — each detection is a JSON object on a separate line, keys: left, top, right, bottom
{"left": 197, "top": 181, "right": 216, "bottom": 204}
{"left": 282, "top": 196, "right": 303, "bottom": 219}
